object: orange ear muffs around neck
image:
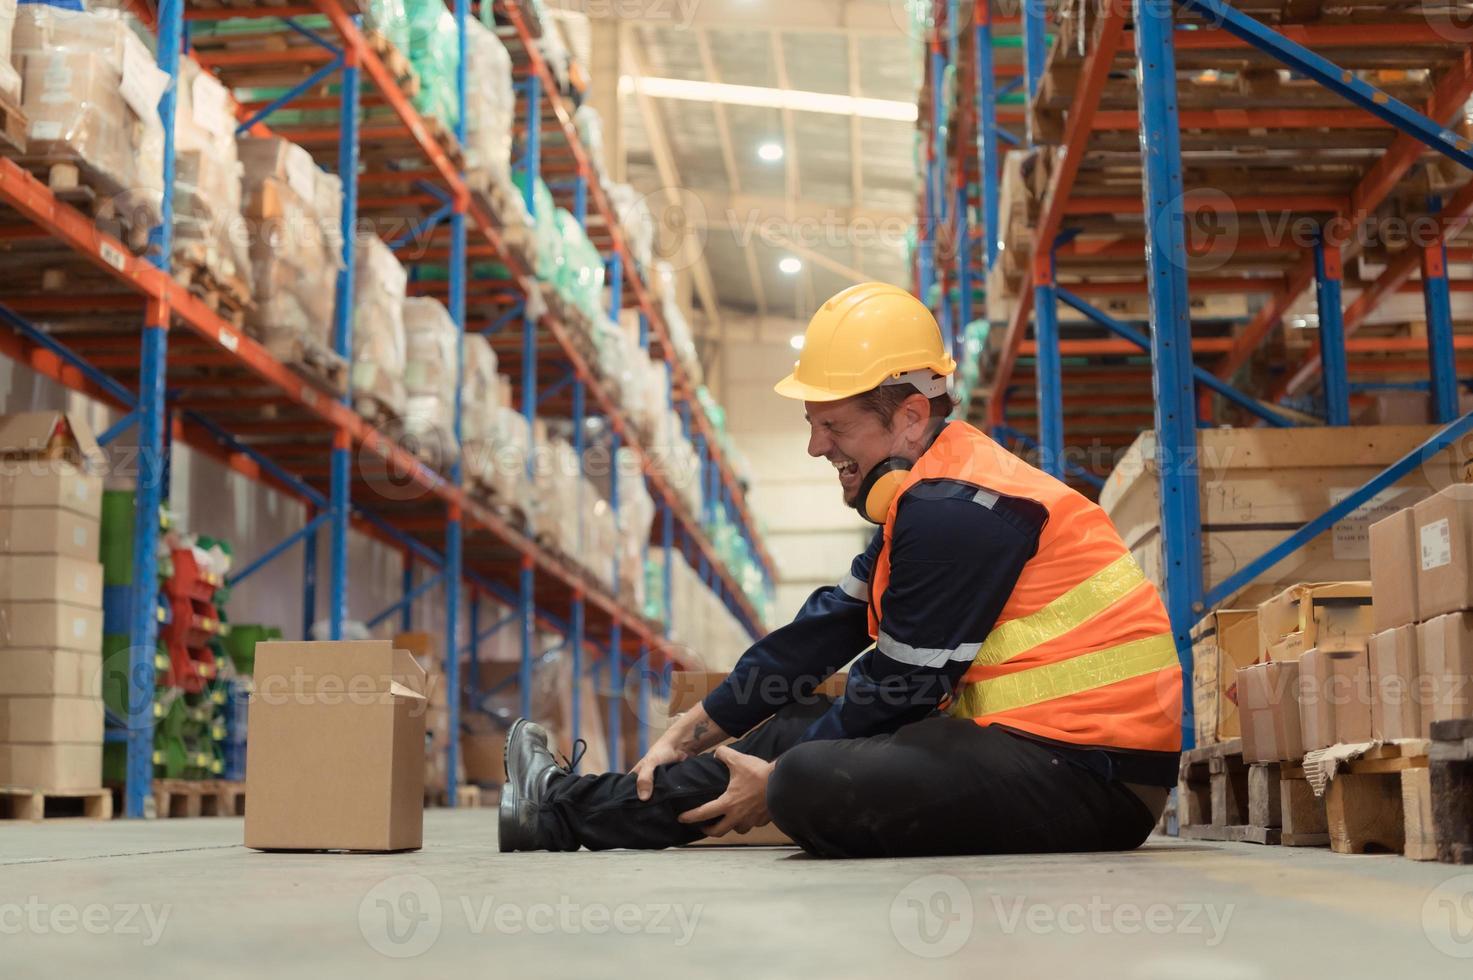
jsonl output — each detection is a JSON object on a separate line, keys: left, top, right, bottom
{"left": 855, "top": 457, "right": 911, "bottom": 525}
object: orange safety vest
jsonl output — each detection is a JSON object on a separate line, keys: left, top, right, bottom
{"left": 868, "top": 421, "right": 1182, "bottom": 754}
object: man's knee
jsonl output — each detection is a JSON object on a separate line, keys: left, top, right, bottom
{"left": 766, "top": 743, "right": 829, "bottom": 831}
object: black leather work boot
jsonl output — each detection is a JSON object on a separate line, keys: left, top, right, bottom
{"left": 498, "top": 718, "right": 573, "bottom": 852}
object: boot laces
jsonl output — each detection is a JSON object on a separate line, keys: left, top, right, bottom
{"left": 557, "top": 738, "right": 587, "bottom": 774}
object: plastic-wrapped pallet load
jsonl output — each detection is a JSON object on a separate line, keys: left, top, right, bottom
{"left": 173, "top": 59, "right": 252, "bottom": 308}
{"left": 537, "top": 8, "right": 570, "bottom": 92}
{"left": 0, "top": 0, "right": 20, "bottom": 103}
{"left": 615, "top": 447, "right": 655, "bottom": 609}
{"left": 490, "top": 403, "right": 533, "bottom": 516}
{"left": 351, "top": 235, "right": 409, "bottom": 420}
{"left": 460, "top": 333, "right": 501, "bottom": 489}
{"left": 402, "top": 297, "right": 461, "bottom": 469}
{"left": 11, "top": 5, "right": 169, "bottom": 244}
{"left": 553, "top": 208, "right": 606, "bottom": 324}
{"left": 403, "top": 0, "right": 459, "bottom": 133}
{"left": 573, "top": 105, "right": 605, "bottom": 181}
{"left": 548, "top": 7, "right": 591, "bottom": 77}
{"left": 605, "top": 183, "right": 654, "bottom": 272}
{"left": 463, "top": 19, "right": 518, "bottom": 205}
{"left": 532, "top": 428, "right": 579, "bottom": 554}
{"left": 365, "top": 0, "right": 410, "bottom": 56}
{"left": 238, "top": 136, "right": 344, "bottom": 369}
{"left": 514, "top": 174, "right": 562, "bottom": 281}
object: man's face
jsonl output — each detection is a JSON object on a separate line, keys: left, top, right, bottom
{"left": 804, "top": 398, "right": 901, "bottom": 507}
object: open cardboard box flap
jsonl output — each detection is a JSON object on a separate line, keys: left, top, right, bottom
{"left": 253, "top": 640, "right": 427, "bottom": 698}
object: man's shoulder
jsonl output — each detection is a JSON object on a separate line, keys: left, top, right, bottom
{"left": 896, "top": 477, "right": 1049, "bottom": 546}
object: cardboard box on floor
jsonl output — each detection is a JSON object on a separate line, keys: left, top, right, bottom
{"left": 1190, "top": 609, "right": 1258, "bottom": 744}
{"left": 1237, "top": 661, "right": 1304, "bottom": 763}
{"left": 1369, "top": 508, "right": 1419, "bottom": 632}
{"left": 245, "top": 641, "right": 427, "bottom": 852}
{"left": 1412, "top": 487, "right": 1473, "bottom": 620}
{"left": 665, "top": 670, "right": 847, "bottom": 847}
{"left": 1257, "top": 582, "right": 1374, "bottom": 658}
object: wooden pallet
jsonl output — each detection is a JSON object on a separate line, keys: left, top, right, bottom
{"left": 256, "top": 331, "right": 350, "bottom": 398}
{"left": 0, "top": 90, "right": 27, "bottom": 156}
{"left": 365, "top": 29, "right": 421, "bottom": 99}
{"left": 1322, "top": 741, "right": 1430, "bottom": 855}
{"left": 148, "top": 779, "right": 247, "bottom": 818}
{"left": 174, "top": 256, "right": 252, "bottom": 329}
{"left": 1177, "top": 738, "right": 1284, "bottom": 843}
{"left": 425, "top": 784, "right": 482, "bottom": 809}
{"left": 0, "top": 786, "right": 112, "bottom": 821}
{"left": 10, "top": 158, "right": 156, "bottom": 253}
{"left": 1278, "top": 762, "right": 1331, "bottom": 847}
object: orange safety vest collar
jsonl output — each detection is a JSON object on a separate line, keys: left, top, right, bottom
{"left": 866, "top": 422, "right": 1182, "bottom": 755}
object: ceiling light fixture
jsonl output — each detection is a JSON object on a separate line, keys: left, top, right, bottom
{"left": 789, "top": 334, "right": 805, "bottom": 351}
{"left": 621, "top": 75, "right": 918, "bottom": 122}
{"left": 780, "top": 257, "right": 802, "bottom": 275}
{"left": 757, "top": 141, "right": 784, "bottom": 162}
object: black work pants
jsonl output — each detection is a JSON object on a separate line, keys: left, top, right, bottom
{"left": 537, "top": 697, "right": 1158, "bottom": 858}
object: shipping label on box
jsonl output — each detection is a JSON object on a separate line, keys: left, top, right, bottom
{"left": 1413, "top": 488, "right": 1473, "bottom": 621}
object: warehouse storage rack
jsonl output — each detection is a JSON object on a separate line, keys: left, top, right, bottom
{"left": 917, "top": 0, "right": 1473, "bottom": 744}
{"left": 0, "top": 0, "right": 774, "bottom": 816}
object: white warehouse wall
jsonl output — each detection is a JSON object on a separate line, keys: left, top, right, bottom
{"left": 721, "top": 335, "right": 871, "bottom": 626}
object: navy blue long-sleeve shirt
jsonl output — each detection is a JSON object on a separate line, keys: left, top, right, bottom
{"left": 702, "top": 478, "right": 1048, "bottom": 744}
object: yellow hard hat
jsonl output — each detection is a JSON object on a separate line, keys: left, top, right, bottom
{"left": 774, "top": 282, "right": 957, "bottom": 402}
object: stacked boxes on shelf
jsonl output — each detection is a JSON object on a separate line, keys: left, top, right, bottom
{"left": 401, "top": 297, "right": 462, "bottom": 470}
{"left": 0, "top": 412, "right": 105, "bottom": 792}
{"left": 238, "top": 136, "right": 344, "bottom": 380}
{"left": 460, "top": 334, "right": 503, "bottom": 494}
{"left": 172, "top": 58, "right": 253, "bottom": 312}
{"left": 1102, "top": 425, "right": 1464, "bottom": 609}
{"left": 1367, "top": 487, "right": 1473, "bottom": 741}
{"left": 0, "top": 0, "right": 18, "bottom": 104}
{"left": 647, "top": 549, "right": 750, "bottom": 670}
{"left": 10, "top": 5, "right": 170, "bottom": 247}
{"left": 351, "top": 235, "right": 410, "bottom": 422}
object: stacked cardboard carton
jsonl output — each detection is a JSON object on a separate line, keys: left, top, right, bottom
{"left": 1366, "top": 487, "right": 1473, "bottom": 741}
{"left": 1190, "top": 608, "right": 1258, "bottom": 745}
{"left": 172, "top": 58, "right": 252, "bottom": 305}
{"left": 402, "top": 297, "right": 461, "bottom": 466}
{"left": 11, "top": 6, "right": 170, "bottom": 242}
{"left": 1101, "top": 426, "right": 1465, "bottom": 608}
{"left": 238, "top": 136, "right": 343, "bottom": 363}
{"left": 1236, "top": 581, "right": 1374, "bottom": 763}
{"left": 0, "top": 413, "right": 105, "bottom": 791}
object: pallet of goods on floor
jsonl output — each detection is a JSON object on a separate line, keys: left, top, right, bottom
{"left": 1179, "top": 480, "right": 1473, "bottom": 862}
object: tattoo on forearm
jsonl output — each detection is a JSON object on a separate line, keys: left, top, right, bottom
{"left": 681, "top": 720, "right": 711, "bottom": 753}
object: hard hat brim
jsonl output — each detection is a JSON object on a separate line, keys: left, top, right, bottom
{"left": 773, "top": 372, "right": 859, "bottom": 402}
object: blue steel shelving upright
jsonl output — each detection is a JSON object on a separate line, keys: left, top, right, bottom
{"left": 926, "top": 0, "right": 1473, "bottom": 752}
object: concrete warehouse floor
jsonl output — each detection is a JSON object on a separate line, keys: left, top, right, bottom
{"left": 4, "top": 811, "right": 1473, "bottom": 978}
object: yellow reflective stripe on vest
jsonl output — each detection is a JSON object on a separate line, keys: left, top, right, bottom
{"left": 971, "top": 553, "right": 1147, "bottom": 668}
{"left": 948, "top": 633, "right": 1177, "bottom": 718}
